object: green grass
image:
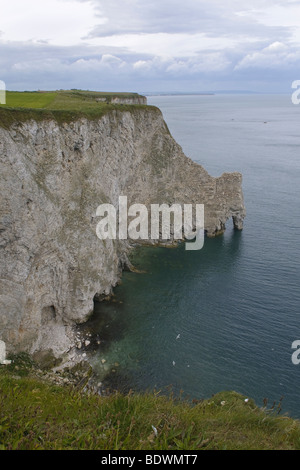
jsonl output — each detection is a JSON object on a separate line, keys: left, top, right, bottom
{"left": 4, "top": 90, "right": 145, "bottom": 109}
{"left": 1, "top": 368, "right": 300, "bottom": 450}
{"left": 0, "top": 90, "right": 155, "bottom": 129}
{"left": 5, "top": 91, "right": 57, "bottom": 109}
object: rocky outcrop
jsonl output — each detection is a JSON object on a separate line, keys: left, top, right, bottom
{"left": 110, "top": 96, "right": 147, "bottom": 105}
{"left": 0, "top": 106, "right": 246, "bottom": 358}
{"left": 96, "top": 95, "right": 147, "bottom": 105}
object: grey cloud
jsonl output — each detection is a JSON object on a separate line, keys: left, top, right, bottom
{"left": 82, "top": 0, "right": 292, "bottom": 43}
{"left": 1, "top": 0, "right": 299, "bottom": 93}
{"left": 235, "top": 42, "right": 300, "bottom": 70}
{"left": 1, "top": 35, "right": 297, "bottom": 93}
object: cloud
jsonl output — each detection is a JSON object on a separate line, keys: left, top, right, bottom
{"left": 235, "top": 41, "right": 300, "bottom": 70}
{"left": 1, "top": 0, "right": 300, "bottom": 92}
{"left": 0, "top": 0, "right": 100, "bottom": 46}
{"left": 83, "top": 0, "right": 292, "bottom": 40}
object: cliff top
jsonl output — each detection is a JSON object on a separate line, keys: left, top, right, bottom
{"left": 1, "top": 361, "right": 299, "bottom": 450}
{"left": 0, "top": 89, "right": 151, "bottom": 129}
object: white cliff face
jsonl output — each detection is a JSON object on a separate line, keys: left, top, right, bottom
{"left": 0, "top": 107, "right": 246, "bottom": 357}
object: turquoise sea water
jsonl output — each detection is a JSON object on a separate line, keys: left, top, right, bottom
{"left": 87, "top": 94, "right": 300, "bottom": 419}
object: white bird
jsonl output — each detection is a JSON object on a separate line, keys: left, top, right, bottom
{"left": 176, "top": 334, "right": 180, "bottom": 340}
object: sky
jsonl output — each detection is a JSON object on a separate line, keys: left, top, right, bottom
{"left": 1, "top": 0, "right": 300, "bottom": 93}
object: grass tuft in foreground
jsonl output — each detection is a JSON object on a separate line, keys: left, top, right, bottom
{"left": 1, "top": 369, "right": 300, "bottom": 450}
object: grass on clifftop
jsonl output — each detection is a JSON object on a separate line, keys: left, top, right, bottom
{"left": 1, "top": 366, "right": 300, "bottom": 450}
{"left": 0, "top": 90, "right": 153, "bottom": 129}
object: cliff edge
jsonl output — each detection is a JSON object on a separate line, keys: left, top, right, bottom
{"left": 0, "top": 99, "right": 246, "bottom": 358}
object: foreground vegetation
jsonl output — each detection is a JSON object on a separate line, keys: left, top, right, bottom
{"left": 0, "top": 90, "right": 152, "bottom": 129}
{"left": 1, "top": 360, "right": 300, "bottom": 450}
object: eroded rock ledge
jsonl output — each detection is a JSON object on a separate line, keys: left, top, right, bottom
{"left": 0, "top": 106, "right": 246, "bottom": 358}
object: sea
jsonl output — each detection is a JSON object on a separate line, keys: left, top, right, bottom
{"left": 85, "top": 93, "right": 300, "bottom": 419}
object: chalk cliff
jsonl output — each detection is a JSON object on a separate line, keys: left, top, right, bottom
{"left": 0, "top": 105, "right": 246, "bottom": 358}
{"left": 95, "top": 94, "right": 147, "bottom": 105}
